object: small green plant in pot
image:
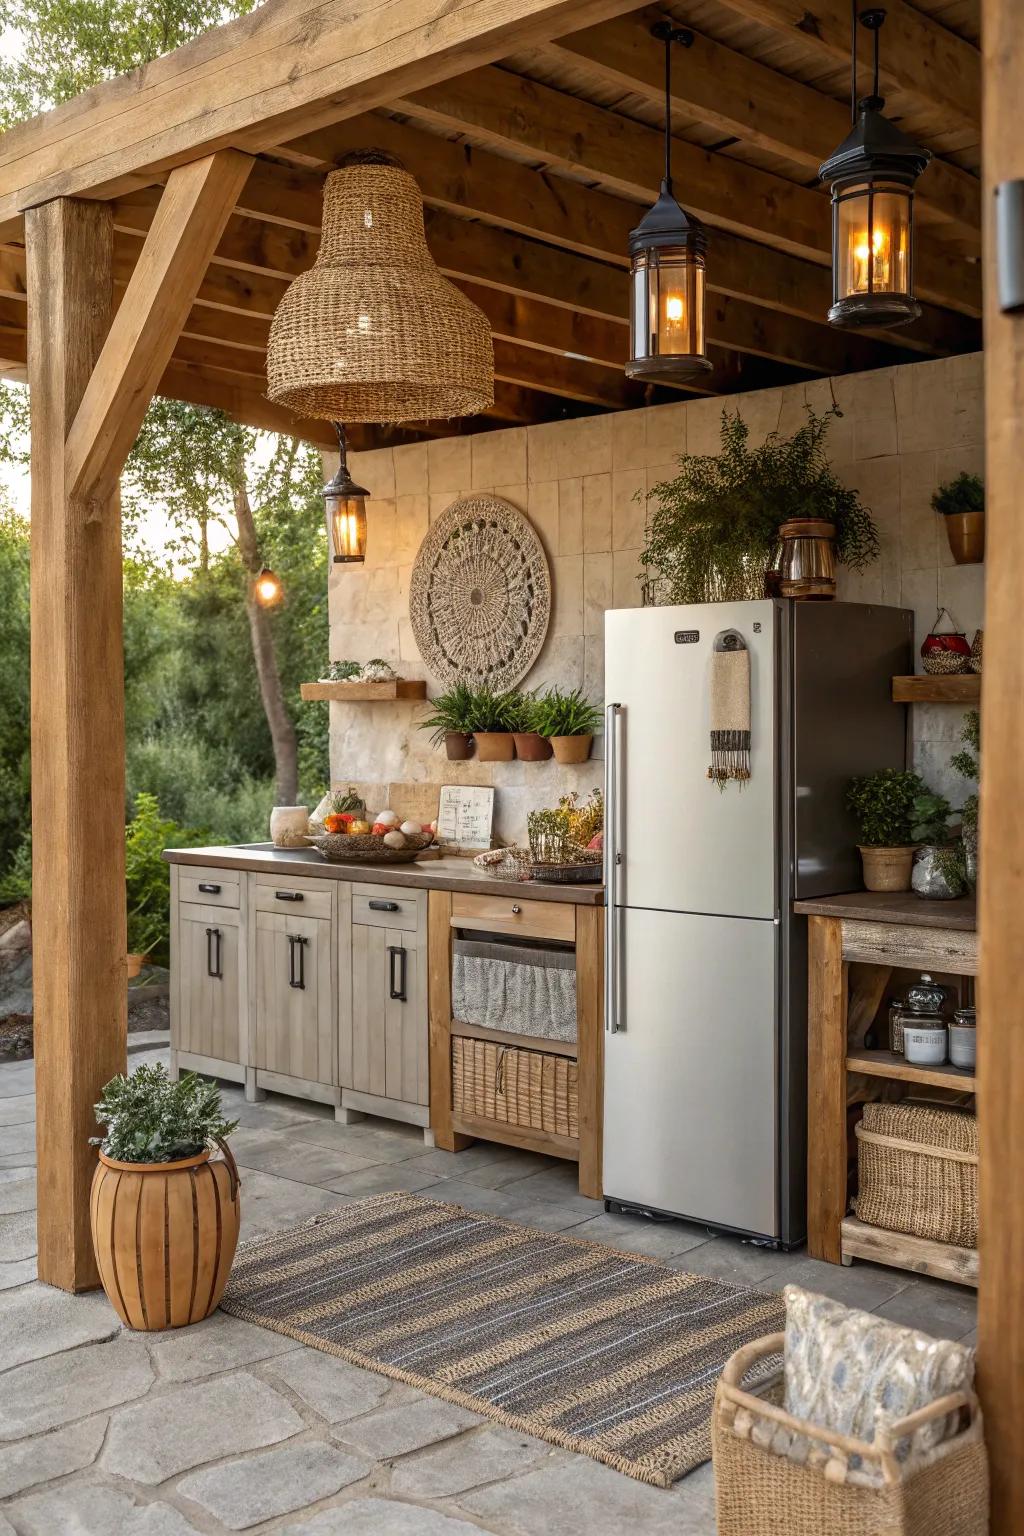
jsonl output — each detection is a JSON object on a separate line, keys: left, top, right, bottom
{"left": 931, "top": 472, "right": 984, "bottom": 565}
{"left": 533, "top": 687, "right": 602, "bottom": 764}
{"left": 506, "top": 691, "right": 552, "bottom": 761}
{"left": 90, "top": 1064, "right": 241, "bottom": 1331}
{"left": 846, "top": 769, "right": 926, "bottom": 892}
{"left": 464, "top": 685, "right": 520, "bottom": 762}
{"left": 419, "top": 681, "right": 477, "bottom": 760}
{"left": 909, "top": 790, "right": 965, "bottom": 899}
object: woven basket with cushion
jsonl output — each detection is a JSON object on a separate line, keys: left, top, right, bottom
{"left": 713, "top": 1334, "right": 989, "bottom": 1536}
{"left": 855, "top": 1101, "right": 978, "bottom": 1248}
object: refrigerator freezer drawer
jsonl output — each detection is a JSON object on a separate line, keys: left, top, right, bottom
{"left": 603, "top": 907, "right": 779, "bottom": 1239}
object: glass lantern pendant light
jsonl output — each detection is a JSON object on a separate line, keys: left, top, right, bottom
{"left": 325, "top": 422, "right": 368, "bottom": 564}
{"left": 819, "top": 8, "right": 931, "bottom": 328}
{"left": 625, "top": 22, "right": 712, "bottom": 383}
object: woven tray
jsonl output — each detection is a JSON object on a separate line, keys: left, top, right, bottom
{"left": 309, "top": 832, "right": 434, "bottom": 865}
{"left": 472, "top": 847, "right": 533, "bottom": 882}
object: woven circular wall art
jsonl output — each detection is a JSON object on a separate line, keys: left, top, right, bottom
{"left": 409, "top": 496, "right": 551, "bottom": 690}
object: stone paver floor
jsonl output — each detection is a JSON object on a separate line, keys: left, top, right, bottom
{"left": 0, "top": 1037, "right": 976, "bottom": 1535}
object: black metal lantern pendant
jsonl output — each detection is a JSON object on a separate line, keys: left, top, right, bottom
{"left": 819, "top": 8, "right": 931, "bottom": 329}
{"left": 626, "top": 23, "right": 712, "bottom": 382}
{"left": 325, "top": 422, "right": 369, "bottom": 564}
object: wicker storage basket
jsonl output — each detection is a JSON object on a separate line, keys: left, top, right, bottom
{"left": 855, "top": 1102, "right": 978, "bottom": 1248}
{"left": 714, "top": 1334, "right": 989, "bottom": 1536}
{"left": 451, "top": 1037, "right": 578, "bottom": 1139}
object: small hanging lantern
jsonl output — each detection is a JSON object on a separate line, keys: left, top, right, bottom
{"left": 819, "top": 9, "right": 931, "bottom": 329}
{"left": 626, "top": 23, "right": 712, "bottom": 383}
{"left": 325, "top": 422, "right": 368, "bottom": 564}
{"left": 253, "top": 567, "right": 283, "bottom": 609}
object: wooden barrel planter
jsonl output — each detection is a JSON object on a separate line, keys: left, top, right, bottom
{"left": 90, "top": 1140, "right": 241, "bottom": 1330}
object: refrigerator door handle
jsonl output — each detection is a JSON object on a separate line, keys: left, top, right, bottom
{"left": 604, "top": 701, "right": 622, "bottom": 1034}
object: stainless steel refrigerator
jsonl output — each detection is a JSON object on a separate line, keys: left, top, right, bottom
{"left": 603, "top": 599, "right": 912, "bottom": 1247}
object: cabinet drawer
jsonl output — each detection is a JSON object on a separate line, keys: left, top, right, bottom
{"left": 179, "top": 870, "right": 240, "bottom": 908}
{"left": 252, "top": 874, "right": 333, "bottom": 921}
{"left": 352, "top": 883, "right": 424, "bottom": 934}
{"left": 451, "top": 892, "right": 575, "bottom": 943}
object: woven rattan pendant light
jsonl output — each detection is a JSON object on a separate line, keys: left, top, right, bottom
{"left": 267, "top": 151, "right": 493, "bottom": 423}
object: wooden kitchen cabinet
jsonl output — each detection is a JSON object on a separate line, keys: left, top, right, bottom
{"left": 169, "top": 866, "right": 247, "bottom": 1086}
{"left": 250, "top": 877, "right": 337, "bottom": 1105}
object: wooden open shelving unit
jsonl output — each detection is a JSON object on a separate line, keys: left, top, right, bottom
{"left": 847, "top": 1047, "right": 976, "bottom": 1095}
{"left": 891, "top": 674, "right": 981, "bottom": 704}
{"left": 300, "top": 679, "right": 427, "bottom": 702}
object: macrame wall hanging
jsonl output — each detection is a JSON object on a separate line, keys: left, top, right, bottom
{"left": 409, "top": 496, "right": 551, "bottom": 691}
{"left": 707, "top": 629, "right": 751, "bottom": 787}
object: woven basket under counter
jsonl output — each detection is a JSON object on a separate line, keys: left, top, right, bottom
{"left": 451, "top": 1037, "right": 579, "bottom": 1140}
{"left": 855, "top": 1102, "right": 978, "bottom": 1249}
{"left": 713, "top": 1334, "right": 989, "bottom": 1536}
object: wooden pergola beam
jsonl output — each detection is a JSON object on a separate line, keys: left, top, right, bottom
{"left": 65, "top": 151, "right": 252, "bottom": 505}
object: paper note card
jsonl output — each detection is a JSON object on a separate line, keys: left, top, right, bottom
{"left": 437, "top": 785, "right": 495, "bottom": 850}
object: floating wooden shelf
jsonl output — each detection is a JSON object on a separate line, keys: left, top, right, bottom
{"left": 847, "top": 1047, "right": 976, "bottom": 1094}
{"left": 841, "top": 1215, "right": 978, "bottom": 1288}
{"left": 891, "top": 674, "right": 980, "bottom": 704}
{"left": 300, "top": 679, "right": 427, "bottom": 702}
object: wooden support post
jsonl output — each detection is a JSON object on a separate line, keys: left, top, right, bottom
{"left": 426, "top": 890, "right": 472, "bottom": 1153}
{"left": 806, "top": 915, "right": 847, "bottom": 1265}
{"left": 980, "top": 5, "right": 1024, "bottom": 1529}
{"left": 27, "top": 198, "right": 125, "bottom": 1292}
{"left": 575, "top": 905, "right": 603, "bottom": 1201}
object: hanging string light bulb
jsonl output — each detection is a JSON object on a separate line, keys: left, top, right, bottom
{"left": 819, "top": 7, "right": 931, "bottom": 328}
{"left": 324, "top": 423, "right": 368, "bottom": 564}
{"left": 253, "top": 567, "right": 284, "bottom": 609}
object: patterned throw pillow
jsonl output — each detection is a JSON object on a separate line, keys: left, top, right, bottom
{"left": 779, "top": 1285, "right": 974, "bottom": 1480}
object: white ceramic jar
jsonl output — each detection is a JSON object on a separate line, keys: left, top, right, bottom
{"left": 949, "top": 1024, "right": 977, "bottom": 1071}
{"left": 903, "top": 1022, "right": 948, "bottom": 1066}
{"left": 270, "top": 805, "right": 310, "bottom": 848}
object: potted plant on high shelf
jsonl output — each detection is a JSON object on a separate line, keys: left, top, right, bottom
{"left": 846, "top": 768, "right": 925, "bottom": 892}
{"left": 533, "top": 686, "right": 602, "bottom": 764}
{"left": 465, "top": 685, "right": 520, "bottom": 762}
{"left": 90, "top": 1064, "right": 240, "bottom": 1331}
{"left": 419, "top": 681, "right": 477, "bottom": 761}
{"left": 931, "top": 472, "right": 985, "bottom": 565}
{"left": 641, "top": 406, "right": 879, "bottom": 605}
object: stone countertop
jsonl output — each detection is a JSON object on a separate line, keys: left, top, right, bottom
{"left": 164, "top": 844, "right": 605, "bottom": 906}
{"left": 793, "top": 890, "right": 977, "bottom": 931}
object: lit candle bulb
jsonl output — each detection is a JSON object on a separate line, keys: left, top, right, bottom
{"left": 253, "top": 567, "right": 284, "bottom": 608}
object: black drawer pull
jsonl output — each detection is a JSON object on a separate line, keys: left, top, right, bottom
{"left": 369, "top": 900, "right": 400, "bottom": 912}
{"left": 205, "top": 926, "right": 223, "bottom": 980}
{"left": 275, "top": 890, "right": 304, "bottom": 902}
{"left": 388, "top": 944, "right": 408, "bottom": 1002}
{"left": 198, "top": 882, "right": 221, "bottom": 895}
{"left": 287, "top": 933, "right": 309, "bottom": 989}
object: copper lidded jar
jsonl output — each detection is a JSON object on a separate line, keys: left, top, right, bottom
{"left": 777, "top": 520, "right": 837, "bottom": 600}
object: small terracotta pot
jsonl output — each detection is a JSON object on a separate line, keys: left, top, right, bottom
{"left": 473, "top": 731, "right": 515, "bottom": 762}
{"left": 943, "top": 510, "right": 985, "bottom": 565}
{"left": 444, "top": 731, "right": 474, "bottom": 761}
{"left": 551, "top": 734, "right": 594, "bottom": 765}
{"left": 91, "top": 1140, "right": 241, "bottom": 1330}
{"left": 859, "top": 845, "right": 915, "bottom": 893}
{"left": 513, "top": 731, "right": 553, "bottom": 761}
{"left": 126, "top": 953, "right": 145, "bottom": 979}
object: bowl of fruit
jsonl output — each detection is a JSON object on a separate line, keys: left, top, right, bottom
{"left": 311, "top": 808, "right": 436, "bottom": 865}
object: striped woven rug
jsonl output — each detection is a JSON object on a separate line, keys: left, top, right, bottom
{"left": 220, "top": 1191, "right": 783, "bottom": 1486}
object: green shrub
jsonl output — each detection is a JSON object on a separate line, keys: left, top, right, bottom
{"left": 846, "top": 769, "right": 926, "bottom": 847}
{"left": 91, "top": 1063, "right": 237, "bottom": 1164}
{"left": 909, "top": 791, "right": 956, "bottom": 846}
{"left": 125, "top": 792, "right": 204, "bottom": 963}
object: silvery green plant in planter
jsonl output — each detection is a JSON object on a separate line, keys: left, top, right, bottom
{"left": 909, "top": 791, "right": 966, "bottom": 899}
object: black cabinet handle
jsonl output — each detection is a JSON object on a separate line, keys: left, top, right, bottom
{"left": 275, "top": 890, "right": 304, "bottom": 903}
{"left": 369, "top": 900, "right": 400, "bottom": 912}
{"left": 198, "top": 882, "right": 221, "bottom": 895}
{"left": 205, "top": 926, "right": 222, "bottom": 979}
{"left": 388, "top": 944, "right": 407, "bottom": 1002}
{"left": 287, "top": 933, "right": 308, "bottom": 989}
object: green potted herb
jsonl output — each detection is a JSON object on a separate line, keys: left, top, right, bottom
{"left": 90, "top": 1064, "right": 240, "bottom": 1331}
{"left": 846, "top": 769, "right": 926, "bottom": 892}
{"left": 419, "top": 681, "right": 477, "bottom": 760}
{"left": 909, "top": 790, "right": 965, "bottom": 899}
{"left": 931, "top": 473, "right": 984, "bottom": 565}
{"left": 533, "top": 686, "right": 602, "bottom": 764}
{"left": 506, "top": 691, "right": 552, "bottom": 761}
{"left": 464, "top": 685, "right": 520, "bottom": 762}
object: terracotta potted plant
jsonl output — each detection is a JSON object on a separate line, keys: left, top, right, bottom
{"left": 931, "top": 472, "right": 985, "bottom": 564}
{"left": 465, "top": 684, "right": 517, "bottom": 762}
{"left": 90, "top": 1063, "right": 240, "bottom": 1330}
{"left": 508, "top": 691, "right": 552, "bottom": 761}
{"left": 846, "top": 768, "right": 925, "bottom": 892}
{"left": 419, "top": 681, "right": 476, "bottom": 761}
{"left": 534, "top": 686, "right": 602, "bottom": 765}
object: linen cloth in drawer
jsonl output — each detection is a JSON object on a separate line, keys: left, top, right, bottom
{"left": 251, "top": 874, "right": 333, "bottom": 921}
{"left": 450, "top": 891, "right": 575, "bottom": 942}
{"left": 178, "top": 870, "right": 240, "bottom": 908}
{"left": 352, "top": 883, "right": 423, "bottom": 933}
{"left": 452, "top": 937, "right": 577, "bottom": 1043}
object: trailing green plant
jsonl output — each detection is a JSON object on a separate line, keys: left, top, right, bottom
{"left": 463, "top": 685, "right": 521, "bottom": 734}
{"left": 909, "top": 791, "right": 957, "bottom": 846}
{"left": 931, "top": 473, "right": 984, "bottom": 517}
{"left": 951, "top": 709, "right": 980, "bottom": 787}
{"left": 641, "top": 406, "right": 879, "bottom": 604}
{"left": 91, "top": 1063, "right": 237, "bottom": 1164}
{"left": 418, "top": 682, "right": 478, "bottom": 746}
{"left": 846, "top": 769, "right": 926, "bottom": 848}
{"left": 933, "top": 841, "right": 969, "bottom": 897}
{"left": 531, "top": 687, "right": 602, "bottom": 739}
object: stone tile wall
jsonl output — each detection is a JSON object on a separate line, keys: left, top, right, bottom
{"left": 330, "top": 352, "right": 984, "bottom": 839}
